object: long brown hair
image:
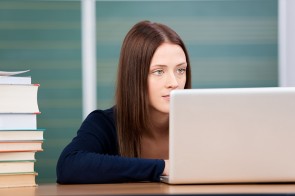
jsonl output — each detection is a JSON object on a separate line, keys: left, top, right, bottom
{"left": 115, "top": 20, "right": 191, "bottom": 157}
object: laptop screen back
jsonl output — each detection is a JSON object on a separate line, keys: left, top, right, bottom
{"left": 168, "top": 87, "right": 295, "bottom": 184}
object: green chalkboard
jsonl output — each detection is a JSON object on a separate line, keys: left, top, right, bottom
{"left": 96, "top": 0, "right": 278, "bottom": 108}
{"left": 0, "top": 1, "right": 82, "bottom": 183}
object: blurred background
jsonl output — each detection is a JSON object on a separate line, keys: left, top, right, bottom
{"left": 0, "top": 0, "right": 280, "bottom": 183}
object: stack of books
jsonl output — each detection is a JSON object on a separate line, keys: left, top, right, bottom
{"left": 0, "top": 70, "right": 44, "bottom": 188}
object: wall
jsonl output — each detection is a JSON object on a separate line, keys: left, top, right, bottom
{"left": 96, "top": 0, "right": 278, "bottom": 109}
{"left": 0, "top": 0, "right": 277, "bottom": 183}
{"left": 0, "top": 1, "right": 82, "bottom": 183}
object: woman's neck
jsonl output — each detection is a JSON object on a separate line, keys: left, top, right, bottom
{"left": 145, "top": 108, "right": 169, "bottom": 139}
{"left": 140, "top": 108, "right": 169, "bottom": 159}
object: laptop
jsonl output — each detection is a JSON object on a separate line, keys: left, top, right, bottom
{"left": 161, "top": 87, "right": 295, "bottom": 184}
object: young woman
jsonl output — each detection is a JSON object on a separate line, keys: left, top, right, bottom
{"left": 56, "top": 20, "right": 191, "bottom": 184}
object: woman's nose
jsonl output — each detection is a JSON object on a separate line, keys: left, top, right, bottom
{"left": 166, "top": 72, "right": 179, "bottom": 89}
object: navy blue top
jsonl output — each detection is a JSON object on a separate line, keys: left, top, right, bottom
{"left": 56, "top": 107, "right": 165, "bottom": 184}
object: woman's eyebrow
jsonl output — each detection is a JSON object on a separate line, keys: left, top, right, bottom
{"left": 150, "top": 62, "right": 187, "bottom": 68}
{"left": 150, "top": 64, "right": 167, "bottom": 68}
{"left": 176, "top": 62, "right": 187, "bottom": 67}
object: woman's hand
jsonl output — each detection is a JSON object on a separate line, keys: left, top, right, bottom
{"left": 162, "top": 160, "right": 170, "bottom": 176}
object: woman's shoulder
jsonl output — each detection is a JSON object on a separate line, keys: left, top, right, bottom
{"left": 79, "top": 106, "right": 117, "bottom": 138}
{"left": 84, "top": 106, "right": 116, "bottom": 127}
{"left": 89, "top": 107, "right": 115, "bottom": 119}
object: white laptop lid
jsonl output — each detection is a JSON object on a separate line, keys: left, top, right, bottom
{"left": 167, "top": 87, "right": 295, "bottom": 184}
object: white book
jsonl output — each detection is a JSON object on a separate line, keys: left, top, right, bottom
{"left": 0, "top": 70, "right": 31, "bottom": 84}
{"left": 0, "top": 76, "right": 31, "bottom": 84}
{"left": 0, "top": 161, "right": 35, "bottom": 174}
{"left": 0, "top": 152, "right": 36, "bottom": 162}
{"left": 0, "top": 84, "right": 39, "bottom": 113}
{"left": 0, "top": 141, "right": 43, "bottom": 152}
{"left": 0, "top": 172, "right": 37, "bottom": 188}
{"left": 0, "top": 113, "right": 37, "bottom": 130}
{"left": 0, "top": 129, "right": 44, "bottom": 141}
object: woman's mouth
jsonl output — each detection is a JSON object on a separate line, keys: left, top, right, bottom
{"left": 162, "top": 95, "right": 170, "bottom": 101}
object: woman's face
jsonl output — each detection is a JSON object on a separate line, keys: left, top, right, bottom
{"left": 148, "top": 42, "right": 187, "bottom": 114}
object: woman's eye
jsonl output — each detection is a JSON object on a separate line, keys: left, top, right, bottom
{"left": 177, "top": 68, "right": 186, "bottom": 74}
{"left": 152, "top": 69, "right": 164, "bottom": 76}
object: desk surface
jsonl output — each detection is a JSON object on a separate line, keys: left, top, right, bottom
{"left": 1, "top": 183, "right": 295, "bottom": 196}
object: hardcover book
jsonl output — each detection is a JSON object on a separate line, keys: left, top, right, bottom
{"left": 0, "top": 76, "right": 31, "bottom": 85}
{"left": 0, "top": 152, "right": 36, "bottom": 162}
{"left": 0, "top": 161, "right": 35, "bottom": 174}
{"left": 0, "top": 172, "right": 37, "bottom": 188}
{"left": 0, "top": 84, "right": 40, "bottom": 113}
{"left": 0, "top": 113, "right": 37, "bottom": 130}
{"left": 0, "top": 70, "right": 31, "bottom": 85}
{"left": 0, "top": 141, "right": 43, "bottom": 152}
{"left": 0, "top": 129, "right": 44, "bottom": 141}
